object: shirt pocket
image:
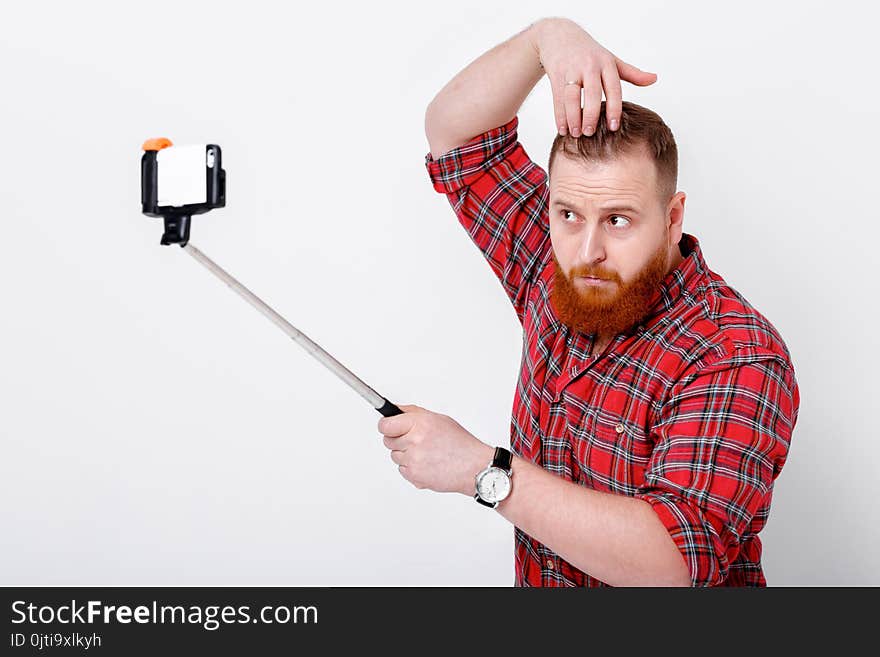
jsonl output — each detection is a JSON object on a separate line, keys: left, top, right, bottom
{"left": 576, "top": 411, "right": 655, "bottom": 495}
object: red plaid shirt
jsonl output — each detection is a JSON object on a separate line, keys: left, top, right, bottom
{"left": 424, "top": 116, "right": 800, "bottom": 586}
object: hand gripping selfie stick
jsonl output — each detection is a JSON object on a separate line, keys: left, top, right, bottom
{"left": 140, "top": 138, "right": 403, "bottom": 417}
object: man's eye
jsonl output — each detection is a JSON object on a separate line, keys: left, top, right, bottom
{"left": 560, "top": 211, "right": 630, "bottom": 227}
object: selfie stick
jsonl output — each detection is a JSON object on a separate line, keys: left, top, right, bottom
{"left": 182, "top": 243, "right": 403, "bottom": 417}
{"left": 141, "top": 138, "right": 403, "bottom": 418}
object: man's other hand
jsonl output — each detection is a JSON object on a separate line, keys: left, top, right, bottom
{"left": 530, "top": 17, "right": 658, "bottom": 137}
{"left": 378, "top": 405, "right": 494, "bottom": 496}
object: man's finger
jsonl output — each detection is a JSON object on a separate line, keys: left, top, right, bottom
{"left": 383, "top": 435, "right": 408, "bottom": 450}
{"left": 581, "top": 77, "right": 602, "bottom": 136}
{"left": 377, "top": 405, "right": 418, "bottom": 436}
{"left": 601, "top": 65, "right": 623, "bottom": 131}
{"left": 563, "top": 73, "right": 583, "bottom": 137}
{"left": 614, "top": 56, "right": 658, "bottom": 87}
{"left": 549, "top": 75, "right": 569, "bottom": 135}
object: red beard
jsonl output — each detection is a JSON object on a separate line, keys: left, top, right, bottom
{"left": 550, "top": 240, "right": 670, "bottom": 337}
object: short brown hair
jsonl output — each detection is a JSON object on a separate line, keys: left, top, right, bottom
{"left": 548, "top": 100, "right": 678, "bottom": 202}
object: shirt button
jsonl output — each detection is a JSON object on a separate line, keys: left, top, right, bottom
{"left": 615, "top": 423, "right": 625, "bottom": 433}
{"left": 546, "top": 560, "right": 554, "bottom": 570}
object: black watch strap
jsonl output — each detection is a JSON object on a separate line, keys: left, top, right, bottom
{"left": 474, "top": 495, "right": 496, "bottom": 508}
{"left": 492, "top": 446, "right": 512, "bottom": 472}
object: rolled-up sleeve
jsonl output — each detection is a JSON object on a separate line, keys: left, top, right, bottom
{"left": 424, "top": 115, "right": 549, "bottom": 324}
{"left": 634, "top": 354, "right": 799, "bottom": 586}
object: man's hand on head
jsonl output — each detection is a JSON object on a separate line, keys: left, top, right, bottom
{"left": 529, "top": 17, "right": 658, "bottom": 137}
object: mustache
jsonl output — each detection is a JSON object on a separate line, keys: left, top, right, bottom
{"left": 570, "top": 266, "right": 616, "bottom": 281}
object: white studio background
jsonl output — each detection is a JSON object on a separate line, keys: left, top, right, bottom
{"left": 1, "top": 1, "right": 877, "bottom": 586}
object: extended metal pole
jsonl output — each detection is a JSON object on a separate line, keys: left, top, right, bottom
{"left": 182, "top": 242, "right": 403, "bottom": 417}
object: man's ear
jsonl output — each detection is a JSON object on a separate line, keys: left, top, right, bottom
{"left": 666, "top": 191, "right": 686, "bottom": 244}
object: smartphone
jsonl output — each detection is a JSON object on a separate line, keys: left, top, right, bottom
{"left": 141, "top": 142, "right": 226, "bottom": 244}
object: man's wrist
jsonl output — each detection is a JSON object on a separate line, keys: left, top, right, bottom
{"left": 525, "top": 19, "right": 549, "bottom": 65}
{"left": 527, "top": 17, "right": 575, "bottom": 63}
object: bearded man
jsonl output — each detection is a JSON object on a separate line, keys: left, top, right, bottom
{"left": 378, "top": 16, "right": 799, "bottom": 587}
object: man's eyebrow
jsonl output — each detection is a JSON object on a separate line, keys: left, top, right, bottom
{"left": 550, "top": 197, "right": 641, "bottom": 214}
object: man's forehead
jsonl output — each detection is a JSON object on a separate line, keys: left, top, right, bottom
{"left": 549, "top": 150, "right": 657, "bottom": 201}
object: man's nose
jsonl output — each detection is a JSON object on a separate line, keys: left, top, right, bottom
{"left": 577, "top": 221, "right": 606, "bottom": 266}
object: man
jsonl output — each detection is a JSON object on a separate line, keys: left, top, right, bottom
{"left": 378, "top": 17, "right": 799, "bottom": 586}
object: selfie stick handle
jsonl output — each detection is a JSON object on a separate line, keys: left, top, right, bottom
{"left": 182, "top": 242, "right": 404, "bottom": 418}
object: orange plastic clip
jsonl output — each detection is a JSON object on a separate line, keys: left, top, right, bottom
{"left": 142, "top": 137, "right": 173, "bottom": 151}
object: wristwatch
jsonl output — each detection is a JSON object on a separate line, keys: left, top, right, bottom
{"left": 474, "top": 447, "right": 513, "bottom": 508}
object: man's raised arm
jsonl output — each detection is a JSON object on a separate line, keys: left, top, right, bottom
{"left": 425, "top": 17, "right": 658, "bottom": 157}
{"left": 424, "top": 22, "right": 544, "bottom": 159}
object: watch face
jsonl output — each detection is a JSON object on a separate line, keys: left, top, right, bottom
{"left": 476, "top": 467, "right": 511, "bottom": 504}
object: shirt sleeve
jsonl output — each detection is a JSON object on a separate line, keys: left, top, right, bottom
{"left": 633, "top": 353, "right": 800, "bottom": 586}
{"left": 424, "top": 115, "right": 550, "bottom": 325}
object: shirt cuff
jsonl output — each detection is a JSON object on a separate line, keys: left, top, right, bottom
{"left": 635, "top": 490, "right": 733, "bottom": 587}
{"left": 424, "top": 115, "right": 520, "bottom": 194}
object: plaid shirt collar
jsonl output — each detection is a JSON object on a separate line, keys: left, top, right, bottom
{"left": 644, "top": 231, "right": 704, "bottom": 323}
